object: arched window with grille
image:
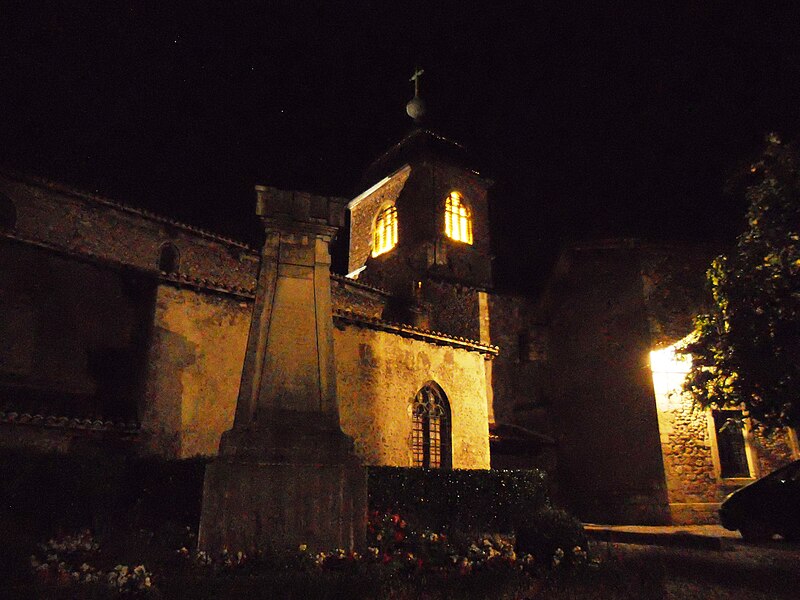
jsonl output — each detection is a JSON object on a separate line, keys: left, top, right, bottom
{"left": 372, "top": 204, "right": 398, "bottom": 257}
{"left": 411, "top": 382, "right": 452, "bottom": 469}
{"left": 158, "top": 242, "right": 180, "bottom": 273}
{"left": 444, "top": 191, "right": 472, "bottom": 245}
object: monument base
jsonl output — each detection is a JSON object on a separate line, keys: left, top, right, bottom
{"left": 198, "top": 422, "right": 366, "bottom": 555}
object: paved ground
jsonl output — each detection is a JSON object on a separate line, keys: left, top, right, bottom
{"left": 575, "top": 525, "right": 800, "bottom": 600}
{"left": 584, "top": 523, "right": 741, "bottom": 551}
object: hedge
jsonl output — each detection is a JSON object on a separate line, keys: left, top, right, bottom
{"left": 0, "top": 448, "right": 208, "bottom": 537}
{"left": 1, "top": 450, "right": 553, "bottom": 538}
{"left": 367, "top": 466, "right": 550, "bottom": 534}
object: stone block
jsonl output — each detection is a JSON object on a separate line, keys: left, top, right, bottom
{"left": 199, "top": 419, "right": 366, "bottom": 553}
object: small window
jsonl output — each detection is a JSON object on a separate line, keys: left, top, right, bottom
{"left": 158, "top": 242, "right": 180, "bottom": 273}
{"left": 0, "top": 194, "right": 16, "bottom": 230}
{"left": 412, "top": 383, "right": 452, "bottom": 469}
{"left": 712, "top": 410, "right": 751, "bottom": 478}
{"left": 372, "top": 204, "right": 398, "bottom": 257}
{"left": 444, "top": 191, "right": 472, "bottom": 245}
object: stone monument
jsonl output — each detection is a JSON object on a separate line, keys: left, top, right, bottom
{"left": 198, "top": 185, "right": 366, "bottom": 554}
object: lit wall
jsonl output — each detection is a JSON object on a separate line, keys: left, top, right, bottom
{"left": 334, "top": 323, "right": 491, "bottom": 470}
{"left": 650, "top": 337, "right": 798, "bottom": 524}
{"left": 141, "top": 284, "right": 251, "bottom": 457}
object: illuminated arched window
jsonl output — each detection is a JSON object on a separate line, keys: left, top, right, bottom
{"left": 412, "top": 383, "right": 452, "bottom": 469}
{"left": 158, "top": 242, "right": 180, "bottom": 273}
{"left": 444, "top": 191, "right": 472, "bottom": 244}
{"left": 372, "top": 204, "right": 398, "bottom": 257}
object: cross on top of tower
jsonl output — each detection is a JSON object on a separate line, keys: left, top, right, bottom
{"left": 406, "top": 67, "right": 427, "bottom": 122}
{"left": 410, "top": 67, "right": 424, "bottom": 97}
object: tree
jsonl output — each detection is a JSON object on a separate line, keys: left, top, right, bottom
{"left": 683, "top": 134, "right": 800, "bottom": 430}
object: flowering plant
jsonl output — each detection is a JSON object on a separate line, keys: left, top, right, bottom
{"left": 29, "top": 529, "right": 155, "bottom": 594}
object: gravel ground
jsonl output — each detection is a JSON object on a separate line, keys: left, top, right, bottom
{"left": 592, "top": 540, "right": 800, "bottom": 600}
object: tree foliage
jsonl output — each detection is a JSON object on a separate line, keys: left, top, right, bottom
{"left": 683, "top": 134, "right": 800, "bottom": 429}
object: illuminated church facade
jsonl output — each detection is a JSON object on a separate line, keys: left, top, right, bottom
{"left": 1, "top": 123, "right": 797, "bottom": 526}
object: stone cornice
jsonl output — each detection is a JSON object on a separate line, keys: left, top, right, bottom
{"left": 0, "top": 410, "right": 140, "bottom": 433}
{"left": 333, "top": 309, "right": 499, "bottom": 357}
{"left": 1, "top": 231, "right": 258, "bottom": 299}
{"left": 0, "top": 167, "right": 257, "bottom": 251}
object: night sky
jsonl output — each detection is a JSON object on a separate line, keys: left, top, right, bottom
{"left": 2, "top": 2, "right": 800, "bottom": 291}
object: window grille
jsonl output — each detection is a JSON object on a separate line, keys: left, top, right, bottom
{"left": 713, "top": 410, "right": 751, "bottom": 478}
{"left": 412, "top": 383, "right": 451, "bottom": 469}
{"left": 444, "top": 191, "right": 472, "bottom": 244}
{"left": 372, "top": 205, "right": 398, "bottom": 257}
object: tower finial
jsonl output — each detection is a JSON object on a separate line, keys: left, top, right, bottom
{"left": 406, "top": 67, "right": 427, "bottom": 123}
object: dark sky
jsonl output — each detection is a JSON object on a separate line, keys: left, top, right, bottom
{"left": 2, "top": 2, "right": 800, "bottom": 289}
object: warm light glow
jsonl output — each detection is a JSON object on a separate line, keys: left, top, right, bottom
{"left": 444, "top": 191, "right": 473, "bottom": 244}
{"left": 650, "top": 335, "right": 693, "bottom": 412}
{"left": 372, "top": 205, "right": 397, "bottom": 257}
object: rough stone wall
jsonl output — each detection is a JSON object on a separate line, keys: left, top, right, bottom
{"left": 334, "top": 323, "right": 490, "bottom": 469}
{"left": 331, "top": 276, "right": 389, "bottom": 319}
{"left": 655, "top": 391, "right": 798, "bottom": 523}
{"left": 347, "top": 166, "right": 410, "bottom": 275}
{"left": 424, "top": 280, "right": 481, "bottom": 341}
{"left": 0, "top": 172, "right": 259, "bottom": 292}
{"left": 431, "top": 163, "right": 492, "bottom": 266}
{"left": 640, "top": 243, "right": 798, "bottom": 523}
{"left": 141, "top": 284, "right": 250, "bottom": 457}
{"left": 486, "top": 293, "right": 548, "bottom": 428}
{"left": 0, "top": 237, "right": 154, "bottom": 421}
{"left": 752, "top": 428, "right": 797, "bottom": 475}
{"left": 544, "top": 244, "right": 671, "bottom": 524}
{"left": 639, "top": 245, "right": 717, "bottom": 348}
{"left": 356, "top": 160, "right": 492, "bottom": 297}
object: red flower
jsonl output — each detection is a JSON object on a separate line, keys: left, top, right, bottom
{"left": 391, "top": 514, "right": 400, "bottom": 524}
{"left": 394, "top": 531, "right": 405, "bottom": 542}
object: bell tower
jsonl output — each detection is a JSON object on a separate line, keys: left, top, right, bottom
{"left": 346, "top": 71, "right": 493, "bottom": 338}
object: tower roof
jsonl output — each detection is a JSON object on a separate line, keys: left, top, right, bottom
{"left": 360, "top": 127, "right": 486, "bottom": 190}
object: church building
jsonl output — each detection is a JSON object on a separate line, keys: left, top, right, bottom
{"left": 1, "top": 97, "right": 797, "bottom": 526}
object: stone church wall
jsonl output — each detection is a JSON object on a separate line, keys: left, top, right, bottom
{"left": 486, "top": 293, "right": 548, "bottom": 428}
{"left": 543, "top": 243, "right": 671, "bottom": 524}
{"left": 424, "top": 280, "right": 481, "bottom": 341}
{"left": 639, "top": 244, "right": 798, "bottom": 523}
{"left": 347, "top": 166, "right": 411, "bottom": 275}
{"left": 0, "top": 238, "right": 154, "bottom": 429}
{"left": 334, "top": 322, "right": 491, "bottom": 469}
{"left": 136, "top": 281, "right": 491, "bottom": 465}
{"left": 0, "top": 171, "right": 259, "bottom": 293}
{"left": 141, "top": 284, "right": 251, "bottom": 457}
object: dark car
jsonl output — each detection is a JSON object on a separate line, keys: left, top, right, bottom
{"left": 719, "top": 459, "right": 800, "bottom": 541}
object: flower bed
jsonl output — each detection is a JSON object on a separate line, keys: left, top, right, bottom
{"left": 24, "top": 510, "right": 595, "bottom": 599}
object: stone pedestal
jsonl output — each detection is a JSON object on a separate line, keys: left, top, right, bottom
{"left": 198, "top": 187, "right": 366, "bottom": 554}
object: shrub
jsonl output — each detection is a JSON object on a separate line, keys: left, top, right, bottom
{"left": 367, "top": 466, "right": 549, "bottom": 534}
{"left": 515, "top": 507, "right": 587, "bottom": 566}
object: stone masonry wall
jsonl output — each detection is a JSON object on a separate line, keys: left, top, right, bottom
{"left": 347, "top": 166, "right": 411, "bottom": 275}
{"left": 331, "top": 276, "right": 389, "bottom": 319}
{"left": 141, "top": 284, "right": 251, "bottom": 458}
{"left": 0, "top": 237, "right": 155, "bottom": 422}
{"left": 334, "top": 322, "right": 490, "bottom": 469}
{"left": 544, "top": 244, "right": 671, "bottom": 524}
{"left": 0, "top": 172, "right": 259, "bottom": 293}
{"left": 640, "top": 243, "right": 799, "bottom": 523}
